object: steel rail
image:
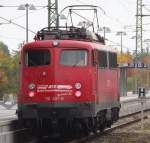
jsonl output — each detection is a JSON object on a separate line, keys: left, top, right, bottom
{"left": 0, "top": 128, "right": 28, "bottom": 136}
{"left": 69, "top": 109, "right": 150, "bottom": 143}
{"left": 0, "top": 119, "right": 30, "bottom": 143}
{"left": 119, "top": 108, "right": 150, "bottom": 119}
{"left": 120, "top": 96, "right": 150, "bottom": 104}
{"left": 0, "top": 109, "right": 150, "bottom": 143}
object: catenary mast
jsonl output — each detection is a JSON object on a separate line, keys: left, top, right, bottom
{"left": 48, "top": 0, "right": 59, "bottom": 28}
{"left": 136, "top": 0, "right": 143, "bottom": 55}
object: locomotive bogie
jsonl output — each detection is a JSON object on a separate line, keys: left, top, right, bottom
{"left": 18, "top": 107, "right": 119, "bottom": 137}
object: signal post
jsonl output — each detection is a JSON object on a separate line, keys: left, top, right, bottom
{"left": 138, "top": 87, "right": 146, "bottom": 130}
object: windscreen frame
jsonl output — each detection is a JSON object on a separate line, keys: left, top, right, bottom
{"left": 59, "top": 48, "right": 89, "bottom": 67}
{"left": 24, "top": 48, "right": 51, "bottom": 67}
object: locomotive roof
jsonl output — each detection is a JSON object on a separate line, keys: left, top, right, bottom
{"left": 23, "top": 39, "right": 117, "bottom": 53}
{"left": 35, "top": 26, "right": 105, "bottom": 44}
{"left": 23, "top": 26, "right": 116, "bottom": 53}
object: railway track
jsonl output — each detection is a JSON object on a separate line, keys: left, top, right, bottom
{"left": 0, "top": 109, "right": 150, "bottom": 143}
{"left": 27, "top": 109, "right": 150, "bottom": 143}
{"left": 69, "top": 109, "right": 150, "bottom": 143}
{"left": 0, "top": 119, "right": 31, "bottom": 143}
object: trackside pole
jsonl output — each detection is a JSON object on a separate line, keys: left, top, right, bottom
{"left": 141, "top": 101, "right": 144, "bottom": 130}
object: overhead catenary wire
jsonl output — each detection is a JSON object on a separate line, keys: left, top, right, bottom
{"left": 104, "top": 13, "right": 128, "bottom": 28}
{"left": 59, "top": 3, "right": 136, "bottom": 50}
{"left": 76, "top": 0, "right": 94, "bottom": 5}
{"left": 0, "top": 34, "right": 24, "bottom": 40}
{"left": 0, "top": 1, "right": 143, "bottom": 53}
{"left": 0, "top": 16, "right": 36, "bottom": 34}
{"left": 11, "top": 6, "right": 46, "bottom": 21}
{"left": 106, "top": 38, "right": 130, "bottom": 50}
{"left": 71, "top": 11, "right": 93, "bottom": 24}
{"left": 0, "top": 5, "right": 47, "bottom": 8}
{"left": 116, "top": 0, "right": 135, "bottom": 16}
{"left": 96, "top": 0, "right": 135, "bottom": 29}
{"left": 76, "top": 0, "right": 86, "bottom": 5}
{"left": 60, "top": 3, "right": 126, "bottom": 28}
{"left": 143, "top": 5, "right": 150, "bottom": 13}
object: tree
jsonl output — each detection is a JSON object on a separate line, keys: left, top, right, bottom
{"left": 0, "top": 50, "right": 10, "bottom": 98}
{"left": 0, "top": 42, "right": 9, "bottom": 55}
{"left": 0, "top": 41, "right": 19, "bottom": 99}
{"left": 117, "top": 52, "right": 133, "bottom": 64}
{"left": 8, "top": 50, "right": 19, "bottom": 94}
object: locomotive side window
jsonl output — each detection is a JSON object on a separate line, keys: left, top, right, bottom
{"left": 60, "top": 50, "right": 88, "bottom": 66}
{"left": 109, "top": 52, "right": 117, "bottom": 68}
{"left": 92, "top": 50, "right": 97, "bottom": 66}
{"left": 25, "top": 50, "right": 50, "bottom": 67}
{"left": 98, "top": 51, "right": 107, "bottom": 68}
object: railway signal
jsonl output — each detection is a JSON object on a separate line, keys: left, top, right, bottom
{"left": 138, "top": 87, "right": 146, "bottom": 130}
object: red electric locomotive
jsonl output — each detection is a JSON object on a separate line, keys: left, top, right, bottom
{"left": 17, "top": 27, "right": 120, "bottom": 136}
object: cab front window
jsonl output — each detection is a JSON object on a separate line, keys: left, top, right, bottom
{"left": 25, "top": 49, "right": 50, "bottom": 67}
{"left": 60, "top": 50, "right": 88, "bottom": 66}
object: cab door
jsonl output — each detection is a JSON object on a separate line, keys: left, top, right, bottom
{"left": 97, "top": 50, "right": 109, "bottom": 104}
{"left": 108, "top": 52, "right": 118, "bottom": 101}
{"left": 92, "top": 49, "right": 99, "bottom": 103}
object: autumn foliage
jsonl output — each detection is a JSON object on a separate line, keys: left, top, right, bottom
{"left": 0, "top": 41, "right": 19, "bottom": 99}
{"left": 117, "top": 52, "right": 133, "bottom": 64}
{"left": 117, "top": 51, "right": 150, "bottom": 90}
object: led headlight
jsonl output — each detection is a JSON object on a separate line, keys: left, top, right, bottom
{"left": 28, "top": 83, "right": 36, "bottom": 90}
{"left": 75, "top": 91, "right": 82, "bottom": 97}
{"left": 52, "top": 40, "right": 59, "bottom": 47}
{"left": 28, "top": 91, "right": 35, "bottom": 97}
{"left": 75, "top": 82, "right": 81, "bottom": 89}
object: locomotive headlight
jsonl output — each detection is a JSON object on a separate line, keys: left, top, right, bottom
{"left": 75, "top": 82, "right": 81, "bottom": 89}
{"left": 28, "top": 83, "right": 36, "bottom": 90}
{"left": 75, "top": 91, "right": 82, "bottom": 97}
{"left": 52, "top": 40, "right": 59, "bottom": 47}
{"left": 28, "top": 91, "right": 35, "bottom": 97}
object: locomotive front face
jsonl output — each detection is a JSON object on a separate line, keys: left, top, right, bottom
{"left": 18, "top": 41, "right": 96, "bottom": 119}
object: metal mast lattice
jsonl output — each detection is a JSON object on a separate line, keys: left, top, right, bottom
{"left": 136, "top": 0, "right": 143, "bottom": 55}
{"left": 48, "top": 0, "right": 59, "bottom": 28}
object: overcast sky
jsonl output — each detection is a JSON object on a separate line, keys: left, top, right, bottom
{"left": 0, "top": 0, "right": 150, "bottom": 53}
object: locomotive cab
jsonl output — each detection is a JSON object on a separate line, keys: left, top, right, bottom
{"left": 18, "top": 40, "right": 97, "bottom": 119}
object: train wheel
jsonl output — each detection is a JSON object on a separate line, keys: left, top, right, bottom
{"left": 59, "top": 119, "right": 69, "bottom": 138}
{"left": 34, "top": 119, "right": 43, "bottom": 138}
{"left": 98, "top": 111, "right": 106, "bottom": 132}
{"left": 112, "top": 108, "right": 119, "bottom": 121}
{"left": 18, "top": 118, "right": 24, "bottom": 127}
{"left": 99, "top": 123, "right": 106, "bottom": 132}
{"left": 81, "top": 118, "right": 91, "bottom": 136}
{"left": 88, "top": 117, "right": 97, "bottom": 134}
{"left": 106, "top": 121, "right": 112, "bottom": 128}
{"left": 72, "top": 119, "right": 83, "bottom": 138}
